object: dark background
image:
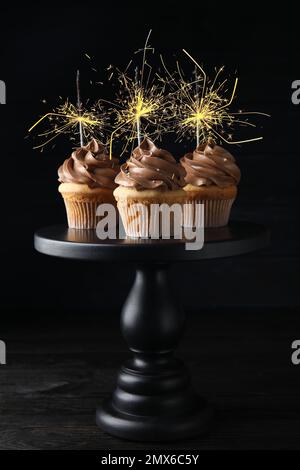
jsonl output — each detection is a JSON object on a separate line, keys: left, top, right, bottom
{"left": 0, "top": 2, "right": 300, "bottom": 450}
{"left": 1, "top": 2, "right": 299, "bottom": 316}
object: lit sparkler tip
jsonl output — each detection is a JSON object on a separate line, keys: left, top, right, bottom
{"left": 29, "top": 67, "right": 110, "bottom": 151}
{"left": 28, "top": 99, "right": 109, "bottom": 150}
{"left": 168, "top": 51, "right": 269, "bottom": 147}
{"left": 108, "top": 30, "right": 170, "bottom": 158}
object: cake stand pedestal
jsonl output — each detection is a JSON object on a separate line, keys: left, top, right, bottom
{"left": 34, "top": 221, "right": 269, "bottom": 442}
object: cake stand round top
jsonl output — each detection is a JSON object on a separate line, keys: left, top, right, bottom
{"left": 34, "top": 221, "right": 270, "bottom": 263}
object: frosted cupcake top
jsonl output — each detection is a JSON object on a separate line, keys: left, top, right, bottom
{"left": 58, "top": 138, "right": 119, "bottom": 189}
{"left": 180, "top": 143, "right": 241, "bottom": 188}
{"left": 115, "top": 138, "right": 186, "bottom": 191}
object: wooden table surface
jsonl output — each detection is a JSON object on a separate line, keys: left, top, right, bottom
{"left": 1, "top": 308, "right": 300, "bottom": 450}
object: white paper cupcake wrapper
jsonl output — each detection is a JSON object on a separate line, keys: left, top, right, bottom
{"left": 183, "top": 199, "right": 235, "bottom": 228}
{"left": 117, "top": 202, "right": 184, "bottom": 238}
{"left": 63, "top": 200, "right": 100, "bottom": 229}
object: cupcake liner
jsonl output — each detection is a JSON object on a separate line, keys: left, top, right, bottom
{"left": 62, "top": 199, "right": 100, "bottom": 229}
{"left": 183, "top": 198, "right": 235, "bottom": 228}
{"left": 59, "top": 183, "right": 118, "bottom": 229}
{"left": 61, "top": 196, "right": 117, "bottom": 229}
{"left": 117, "top": 200, "right": 184, "bottom": 238}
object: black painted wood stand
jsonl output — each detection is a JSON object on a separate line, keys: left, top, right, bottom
{"left": 34, "top": 221, "right": 269, "bottom": 441}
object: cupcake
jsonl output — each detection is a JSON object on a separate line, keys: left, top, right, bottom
{"left": 58, "top": 138, "right": 119, "bottom": 229}
{"left": 180, "top": 143, "right": 241, "bottom": 228}
{"left": 114, "top": 138, "right": 186, "bottom": 238}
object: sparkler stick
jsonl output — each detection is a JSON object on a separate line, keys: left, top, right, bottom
{"left": 136, "top": 114, "right": 141, "bottom": 146}
{"left": 194, "top": 66, "right": 200, "bottom": 147}
{"left": 76, "top": 70, "right": 84, "bottom": 147}
{"left": 135, "top": 66, "right": 142, "bottom": 146}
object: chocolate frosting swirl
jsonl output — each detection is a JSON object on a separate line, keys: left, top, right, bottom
{"left": 180, "top": 143, "right": 241, "bottom": 187}
{"left": 58, "top": 138, "right": 119, "bottom": 189}
{"left": 115, "top": 138, "right": 185, "bottom": 190}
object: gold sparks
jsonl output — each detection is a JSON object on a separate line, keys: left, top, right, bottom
{"left": 29, "top": 38, "right": 269, "bottom": 154}
{"left": 163, "top": 50, "right": 269, "bottom": 146}
{"left": 107, "top": 30, "right": 170, "bottom": 158}
{"left": 109, "top": 74, "right": 168, "bottom": 157}
{"left": 28, "top": 100, "right": 107, "bottom": 150}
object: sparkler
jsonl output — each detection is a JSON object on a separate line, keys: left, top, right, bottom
{"left": 107, "top": 30, "right": 170, "bottom": 158}
{"left": 194, "top": 66, "right": 201, "bottom": 146}
{"left": 28, "top": 71, "right": 107, "bottom": 150}
{"left": 76, "top": 70, "right": 84, "bottom": 147}
{"left": 161, "top": 50, "right": 269, "bottom": 147}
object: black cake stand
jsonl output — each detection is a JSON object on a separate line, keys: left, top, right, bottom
{"left": 34, "top": 221, "right": 269, "bottom": 442}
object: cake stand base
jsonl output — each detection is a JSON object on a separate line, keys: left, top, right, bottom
{"left": 34, "top": 222, "right": 270, "bottom": 442}
{"left": 96, "top": 263, "right": 212, "bottom": 441}
{"left": 97, "top": 398, "right": 212, "bottom": 442}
